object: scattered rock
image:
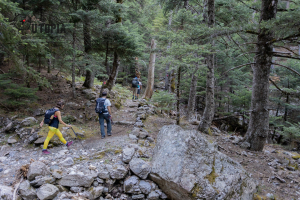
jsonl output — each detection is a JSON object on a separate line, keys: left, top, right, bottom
{"left": 124, "top": 176, "right": 140, "bottom": 194}
{"left": 19, "top": 180, "right": 37, "bottom": 200}
{"left": 86, "top": 186, "right": 104, "bottom": 200}
{"left": 148, "top": 191, "right": 160, "bottom": 200}
{"left": 30, "top": 175, "right": 56, "bottom": 187}
{"left": 34, "top": 137, "right": 46, "bottom": 145}
{"left": 7, "top": 137, "right": 17, "bottom": 144}
{"left": 129, "top": 158, "right": 151, "bottom": 179}
{"left": 70, "top": 187, "right": 84, "bottom": 193}
{"left": 122, "top": 148, "right": 135, "bottom": 163}
{"left": 139, "top": 180, "right": 152, "bottom": 194}
{"left": 129, "top": 134, "right": 138, "bottom": 141}
{"left": 107, "top": 164, "right": 128, "bottom": 179}
{"left": 115, "top": 121, "right": 134, "bottom": 125}
{"left": 33, "top": 108, "right": 44, "bottom": 116}
{"left": 60, "top": 157, "right": 74, "bottom": 166}
{"left": 131, "top": 127, "right": 141, "bottom": 137}
{"left": 36, "top": 184, "right": 59, "bottom": 200}
{"left": 132, "top": 194, "right": 145, "bottom": 199}
{"left": 146, "top": 137, "right": 154, "bottom": 143}
{"left": 57, "top": 173, "right": 94, "bottom": 187}
{"left": 27, "top": 161, "right": 49, "bottom": 181}
{"left": 0, "top": 185, "right": 13, "bottom": 200}
{"left": 98, "top": 170, "right": 110, "bottom": 180}
{"left": 21, "top": 117, "right": 38, "bottom": 127}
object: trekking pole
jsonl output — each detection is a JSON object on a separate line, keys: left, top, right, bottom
{"left": 69, "top": 126, "right": 86, "bottom": 149}
{"left": 110, "top": 115, "right": 114, "bottom": 125}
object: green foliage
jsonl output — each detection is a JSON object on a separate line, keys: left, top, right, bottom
{"left": 278, "top": 122, "right": 300, "bottom": 148}
{"left": 0, "top": 74, "right": 38, "bottom": 109}
{"left": 62, "top": 115, "right": 76, "bottom": 124}
{"left": 150, "top": 90, "right": 176, "bottom": 111}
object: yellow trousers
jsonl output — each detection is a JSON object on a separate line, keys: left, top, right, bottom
{"left": 43, "top": 126, "right": 67, "bottom": 149}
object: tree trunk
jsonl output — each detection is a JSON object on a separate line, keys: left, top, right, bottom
{"left": 243, "top": 0, "right": 278, "bottom": 151}
{"left": 47, "top": 58, "right": 51, "bottom": 73}
{"left": 82, "top": 14, "right": 94, "bottom": 88}
{"left": 105, "top": 41, "right": 110, "bottom": 75}
{"left": 165, "top": 11, "right": 173, "bottom": 91}
{"left": 102, "top": 51, "right": 120, "bottom": 92}
{"left": 170, "top": 69, "right": 175, "bottom": 93}
{"left": 143, "top": 39, "right": 157, "bottom": 99}
{"left": 198, "top": 0, "right": 215, "bottom": 134}
{"left": 284, "top": 79, "right": 289, "bottom": 121}
{"left": 187, "top": 66, "right": 199, "bottom": 120}
{"left": 176, "top": 66, "right": 181, "bottom": 125}
{"left": 72, "top": 23, "right": 76, "bottom": 98}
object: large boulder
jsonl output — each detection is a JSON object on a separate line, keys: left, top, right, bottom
{"left": 19, "top": 180, "right": 37, "bottom": 200}
{"left": 129, "top": 158, "right": 151, "bottom": 179}
{"left": 36, "top": 184, "right": 59, "bottom": 200}
{"left": 124, "top": 176, "right": 140, "bottom": 194}
{"left": 150, "top": 125, "right": 257, "bottom": 200}
{"left": 0, "top": 185, "right": 14, "bottom": 200}
{"left": 57, "top": 172, "right": 94, "bottom": 187}
{"left": 27, "top": 161, "right": 49, "bottom": 181}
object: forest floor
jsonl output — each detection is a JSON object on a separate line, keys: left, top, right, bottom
{"left": 0, "top": 70, "right": 300, "bottom": 200}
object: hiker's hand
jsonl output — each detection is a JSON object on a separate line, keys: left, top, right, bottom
{"left": 40, "top": 121, "right": 43, "bottom": 128}
{"left": 67, "top": 124, "right": 72, "bottom": 128}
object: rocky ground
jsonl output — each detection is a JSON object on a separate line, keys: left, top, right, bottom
{"left": 0, "top": 73, "right": 300, "bottom": 199}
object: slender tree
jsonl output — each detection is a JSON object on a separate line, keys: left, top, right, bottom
{"left": 198, "top": 0, "right": 215, "bottom": 133}
{"left": 143, "top": 39, "right": 157, "bottom": 99}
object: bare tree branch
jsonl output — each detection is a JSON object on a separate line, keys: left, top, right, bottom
{"left": 273, "top": 62, "right": 300, "bottom": 77}
{"left": 269, "top": 78, "right": 290, "bottom": 95}
{"left": 221, "top": 63, "right": 254, "bottom": 77}
{"left": 274, "top": 45, "right": 300, "bottom": 57}
{"left": 273, "top": 54, "right": 300, "bottom": 61}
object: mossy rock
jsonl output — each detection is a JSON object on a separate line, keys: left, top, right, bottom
{"left": 292, "top": 154, "right": 300, "bottom": 160}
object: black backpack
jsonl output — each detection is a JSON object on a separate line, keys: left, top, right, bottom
{"left": 95, "top": 98, "right": 106, "bottom": 114}
{"left": 44, "top": 108, "right": 59, "bottom": 125}
{"left": 132, "top": 78, "right": 139, "bottom": 88}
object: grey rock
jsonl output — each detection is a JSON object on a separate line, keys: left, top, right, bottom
{"left": 60, "top": 157, "right": 74, "bottom": 166}
{"left": 7, "top": 137, "right": 17, "bottom": 144}
{"left": 52, "top": 170, "right": 62, "bottom": 179}
{"left": 115, "top": 121, "right": 134, "bottom": 125}
{"left": 27, "top": 161, "right": 49, "bottom": 181}
{"left": 132, "top": 194, "right": 145, "bottom": 199}
{"left": 57, "top": 173, "right": 94, "bottom": 187}
{"left": 98, "top": 170, "right": 110, "bottom": 179}
{"left": 129, "top": 158, "right": 151, "bottom": 179}
{"left": 96, "top": 177, "right": 104, "bottom": 184}
{"left": 150, "top": 125, "right": 257, "bottom": 200}
{"left": 82, "top": 89, "right": 97, "bottom": 100}
{"left": 37, "top": 184, "right": 59, "bottom": 200}
{"left": 148, "top": 191, "right": 159, "bottom": 200}
{"left": 134, "top": 122, "right": 144, "bottom": 127}
{"left": 33, "top": 108, "right": 44, "bottom": 116}
{"left": 28, "top": 132, "right": 38, "bottom": 144}
{"left": 146, "top": 137, "right": 154, "bottom": 143}
{"left": 139, "top": 180, "right": 152, "bottom": 194}
{"left": 56, "top": 185, "right": 68, "bottom": 192}
{"left": 106, "top": 164, "right": 128, "bottom": 179}
{"left": 129, "top": 134, "right": 138, "bottom": 141}
{"left": 21, "top": 117, "right": 38, "bottom": 127}
{"left": 131, "top": 127, "right": 141, "bottom": 137}
{"left": 124, "top": 176, "right": 140, "bottom": 194}
{"left": 66, "top": 102, "right": 81, "bottom": 109}
{"left": 86, "top": 186, "right": 104, "bottom": 200}
{"left": 0, "top": 185, "right": 13, "bottom": 200}
{"left": 139, "top": 129, "right": 148, "bottom": 139}
{"left": 240, "top": 141, "right": 251, "bottom": 149}
{"left": 4, "top": 122, "right": 13, "bottom": 132}
{"left": 19, "top": 180, "right": 37, "bottom": 200}
{"left": 122, "top": 148, "right": 135, "bottom": 163}
{"left": 70, "top": 187, "right": 84, "bottom": 193}
{"left": 160, "top": 192, "right": 168, "bottom": 199}
{"left": 30, "top": 175, "right": 56, "bottom": 187}
{"left": 34, "top": 137, "right": 46, "bottom": 144}
{"left": 93, "top": 181, "right": 99, "bottom": 187}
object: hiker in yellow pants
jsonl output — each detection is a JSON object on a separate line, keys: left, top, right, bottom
{"left": 40, "top": 101, "right": 73, "bottom": 154}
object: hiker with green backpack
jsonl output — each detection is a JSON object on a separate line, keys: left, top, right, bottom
{"left": 132, "top": 77, "right": 139, "bottom": 100}
{"left": 39, "top": 101, "right": 73, "bottom": 155}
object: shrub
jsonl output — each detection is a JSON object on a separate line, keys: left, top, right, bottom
{"left": 150, "top": 90, "right": 176, "bottom": 112}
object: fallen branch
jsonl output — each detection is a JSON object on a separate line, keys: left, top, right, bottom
{"left": 0, "top": 69, "right": 5, "bottom": 74}
{"left": 13, "top": 177, "right": 23, "bottom": 200}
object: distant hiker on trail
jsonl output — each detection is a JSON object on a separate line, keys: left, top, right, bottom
{"left": 132, "top": 77, "right": 139, "bottom": 100}
{"left": 95, "top": 91, "right": 112, "bottom": 139}
{"left": 137, "top": 79, "right": 142, "bottom": 99}
{"left": 39, "top": 101, "right": 73, "bottom": 155}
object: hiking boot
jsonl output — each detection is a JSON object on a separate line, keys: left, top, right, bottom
{"left": 66, "top": 141, "right": 73, "bottom": 147}
{"left": 108, "top": 133, "right": 111, "bottom": 136}
{"left": 42, "top": 149, "right": 51, "bottom": 155}
{"left": 132, "top": 96, "right": 134, "bottom": 100}
{"left": 101, "top": 136, "right": 105, "bottom": 139}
